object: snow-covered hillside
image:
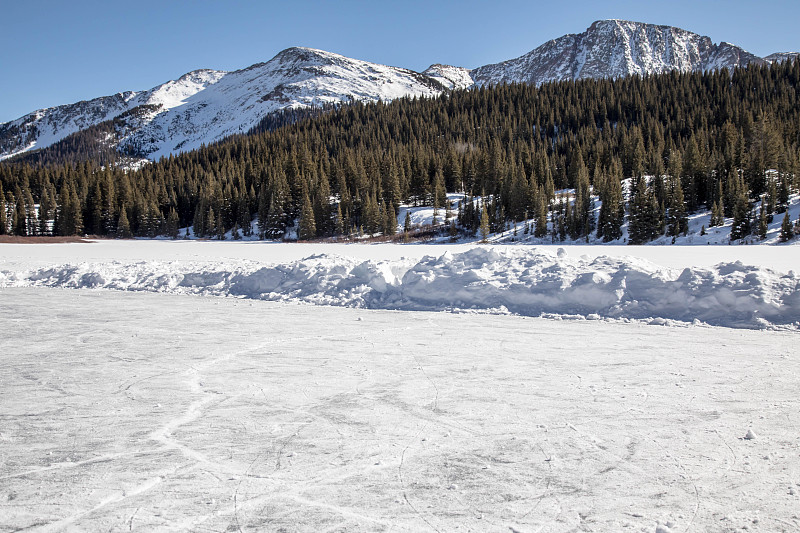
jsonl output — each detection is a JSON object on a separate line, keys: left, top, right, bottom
{"left": 422, "top": 64, "right": 475, "bottom": 89}
{"left": 3, "top": 20, "right": 796, "bottom": 164}
{"left": 765, "top": 52, "right": 800, "bottom": 64}
{"left": 471, "top": 19, "right": 765, "bottom": 86}
{"left": 0, "top": 69, "right": 226, "bottom": 161}
{"left": 0, "top": 48, "right": 446, "bottom": 162}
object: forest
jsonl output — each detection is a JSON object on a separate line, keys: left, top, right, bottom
{"left": 1, "top": 58, "right": 799, "bottom": 244}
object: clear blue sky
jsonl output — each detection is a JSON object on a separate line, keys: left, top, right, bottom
{"left": 2, "top": 0, "right": 799, "bottom": 123}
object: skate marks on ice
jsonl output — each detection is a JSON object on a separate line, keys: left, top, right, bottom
{"left": 0, "top": 288, "right": 799, "bottom": 531}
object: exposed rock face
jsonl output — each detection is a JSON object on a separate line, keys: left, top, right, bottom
{"left": 471, "top": 20, "right": 766, "bottom": 86}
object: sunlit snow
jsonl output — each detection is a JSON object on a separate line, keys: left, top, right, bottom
{"left": 1, "top": 242, "right": 799, "bottom": 531}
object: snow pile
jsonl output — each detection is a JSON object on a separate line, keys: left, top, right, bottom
{"left": 3, "top": 247, "right": 799, "bottom": 329}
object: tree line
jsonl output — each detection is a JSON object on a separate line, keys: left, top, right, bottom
{"left": 1, "top": 58, "right": 799, "bottom": 243}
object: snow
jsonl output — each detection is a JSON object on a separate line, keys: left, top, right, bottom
{"left": 471, "top": 19, "right": 763, "bottom": 87}
{"left": 2, "top": 243, "right": 799, "bottom": 330}
{"left": 421, "top": 64, "right": 475, "bottom": 90}
{"left": 1, "top": 287, "right": 798, "bottom": 531}
{"left": 1, "top": 48, "right": 447, "bottom": 162}
{"left": 473, "top": 188, "right": 800, "bottom": 249}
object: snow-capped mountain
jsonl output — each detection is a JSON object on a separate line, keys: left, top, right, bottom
{"left": 0, "top": 70, "right": 226, "bottom": 161}
{"left": 2, "top": 20, "right": 796, "bottom": 163}
{"left": 0, "top": 47, "right": 446, "bottom": 162}
{"left": 422, "top": 64, "right": 474, "bottom": 90}
{"left": 765, "top": 52, "right": 800, "bottom": 64}
{"left": 471, "top": 19, "right": 766, "bottom": 86}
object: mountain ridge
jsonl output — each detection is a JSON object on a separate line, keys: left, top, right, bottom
{"left": 2, "top": 20, "right": 796, "bottom": 163}
{"left": 470, "top": 19, "right": 766, "bottom": 86}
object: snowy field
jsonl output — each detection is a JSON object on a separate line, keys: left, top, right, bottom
{"left": 2, "top": 241, "right": 799, "bottom": 329}
{"left": 1, "top": 242, "right": 799, "bottom": 532}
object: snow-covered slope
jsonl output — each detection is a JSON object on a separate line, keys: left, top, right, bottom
{"left": 1, "top": 21, "right": 791, "bottom": 163}
{"left": 765, "top": 52, "right": 800, "bottom": 64}
{"left": 0, "top": 48, "right": 446, "bottom": 162}
{"left": 0, "top": 70, "right": 226, "bottom": 160}
{"left": 422, "top": 64, "right": 474, "bottom": 89}
{"left": 471, "top": 19, "right": 766, "bottom": 86}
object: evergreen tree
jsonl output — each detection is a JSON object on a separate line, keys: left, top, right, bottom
{"left": 779, "top": 211, "right": 794, "bottom": 242}
{"left": 596, "top": 170, "right": 625, "bottom": 242}
{"left": 666, "top": 175, "right": 688, "bottom": 238}
{"left": 13, "top": 196, "right": 27, "bottom": 236}
{"left": 730, "top": 184, "right": 752, "bottom": 241}
{"left": 534, "top": 189, "right": 548, "bottom": 238}
{"left": 757, "top": 202, "right": 768, "bottom": 240}
{"left": 480, "top": 207, "right": 490, "bottom": 243}
{"left": 628, "top": 178, "right": 660, "bottom": 244}
{"left": 335, "top": 203, "right": 345, "bottom": 236}
{"left": 0, "top": 183, "right": 6, "bottom": 235}
{"left": 382, "top": 200, "right": 396, "bottom": 236}
{"left": 298, "top": 193, "right": 317, "bottom": 240}
{"left": 116, "top": 207, "right": 132, "bottom": 238}
{"left": 166, "top": 209, "right": 180, "bottom": 239}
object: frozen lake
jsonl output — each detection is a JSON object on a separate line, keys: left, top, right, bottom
{"left": 1, "top": 287, "right": 798, "bottom": 532}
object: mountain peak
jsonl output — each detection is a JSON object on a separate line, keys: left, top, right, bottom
{"left": 273, "top": 46, "right": 336, "bottom": 61}
{"left": 1, "top": 21, "right": 790, "bottom": 164}
{"left": 471, "top": 20, "right": 764, "bottom": 86}
{"left": 422, "top": 64, "right": 474, "bottom": 90}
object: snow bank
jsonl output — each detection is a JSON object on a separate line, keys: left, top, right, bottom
{"left": 3, "top": 248, "right": 799, "bottom": 329}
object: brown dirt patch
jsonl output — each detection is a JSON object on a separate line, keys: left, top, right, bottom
{"left": 0, "top": 235, "right": 100, "bottom": 244}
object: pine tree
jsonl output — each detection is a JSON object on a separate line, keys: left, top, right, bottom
{"left": 257, "top": 186, "right": 269, "bottom": 238}
{"left": 534, "top": 190, "right": 548, "bottom": 238}
{"left": 38, "top": 188, "right": 53, "bottom": 235}
{"left": 628, "top": 178, "right": 660, "bottom": 244}
{"left": 335, "top": 203, "right": 345, "bottom": 237}
{"left": 116, "top": 207, "right": 132, "bottom": 238}
{"left": 709, "top": 201, "right": 724, "bottom": 227}
{"left": 480, "top": 207, "right": 490, "bottom": 243}
{"left": 757, "top": 202, "right": 768, "bottom": 240}
{"left": 298, "top": 192, "right": 317, "bottom": 241}
{"left": 13, "top": 196, "right": 27, "bottom": 236}
{"left": 0, "top": 183, "right": 6, "bottom": 235}
{"left": 382, "top": 200, "right": 396, "bottom": 236}
{"left": 730, "top": 183, "right": 751, "bottom": 241}
{"left": 166, "top": 209, "right": 180, "bottom": 239}
{"left": 216, "top": 210, "right": 225, "bottom": 240}
{"left": 666, "top": 175, "right": 688, "bottom": 238}
{"left": 779, "top": 211, "right": 794, "bottom": 242}
{"left": 596, "top": 172, "right": 624, "bottom": 242}
{"left": 192, "top": 201, "right": 206, "bottom": 238}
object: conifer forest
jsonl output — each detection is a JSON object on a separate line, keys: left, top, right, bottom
{"left": 1, "top": 59, "right": 799, "bottom": 244}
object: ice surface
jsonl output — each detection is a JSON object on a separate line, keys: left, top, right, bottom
{"left": 1, "top": 288, "right": 798, "bottom": 531}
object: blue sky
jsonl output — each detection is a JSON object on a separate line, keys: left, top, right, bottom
{"left": 1, "top": 0, "right": 799, "bottom": 123}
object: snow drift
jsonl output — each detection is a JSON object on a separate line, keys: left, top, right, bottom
{"left": 3, "top": 247, "right": 799, "bottom": 329}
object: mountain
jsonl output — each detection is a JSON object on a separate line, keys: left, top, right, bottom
{"left": 471, "top": 19, "right": 766, "bottom": 86}
{"left": 2, "top": 20, "right": 795, "bottom": 164}
{"left": 765, "top": 52, "right": 800, "bottom": 64}
{"left": 422, "top": 64, "right": 474, "bottom": 90}
{"left": 0, "top": 47, "right": 446, "bottom": 162}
